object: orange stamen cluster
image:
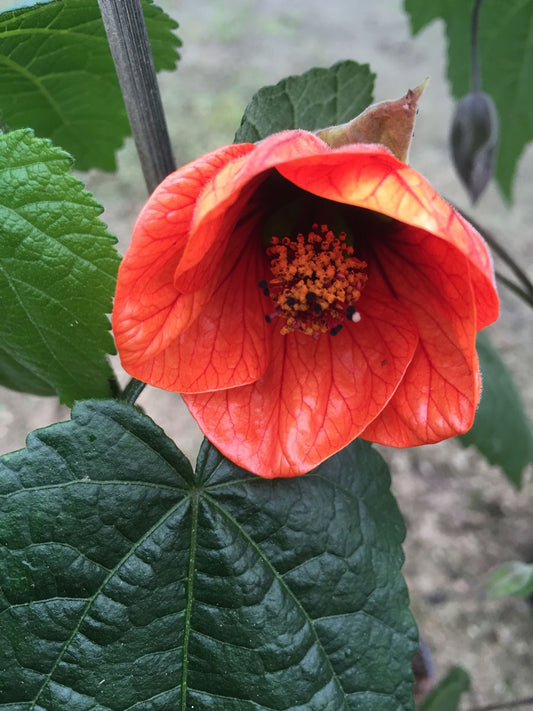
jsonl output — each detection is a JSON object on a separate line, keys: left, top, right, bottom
{"left": 261, "top": 223, "right": 367, "bottom": 337}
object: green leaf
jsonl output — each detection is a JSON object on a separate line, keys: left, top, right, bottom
{"left": 0, "top": 400, "right": 417, "bottom": 710}
{"left": 458, "top": 332, "right": 533, "bottom": 488}
{"left": 404, "top": 0, "right": 533, "bottom": 199}
{"left": 0, "top": 0, "right": 180, "bottom": 171}
{"left": 0, "top": 129, "right": 120, "bottom": 404}
{"left": 486, "top": 561, "right": 533, "bottom": 599}
{"left": 235, "top": 60, "right": 375, "bottom": 142}
{"left": 419, "top": 666, "right": 470, "bottom": 711}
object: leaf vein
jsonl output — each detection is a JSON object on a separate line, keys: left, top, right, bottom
{"left": 201, "top": 493, "right": 347, "bottom": 701}
{"left": 27, "top": 496, "right": 190, "bottom": 710}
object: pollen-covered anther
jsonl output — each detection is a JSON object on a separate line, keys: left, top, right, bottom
{"left": 262, "top": 223, "right": 368, "bottom": 336}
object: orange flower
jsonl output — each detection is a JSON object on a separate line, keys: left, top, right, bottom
{"left": 113, "top": 130, "right": 499, "bottom": 477}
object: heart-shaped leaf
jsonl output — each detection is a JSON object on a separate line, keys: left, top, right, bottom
{"left": 0, "top": 400, "right": 416, "bottom": 710}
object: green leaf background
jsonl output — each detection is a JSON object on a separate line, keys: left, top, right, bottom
{"left": 0, "top": 0, "right": 180, "bottom": 171}
{"left": 0, "top": 129, "right": 120, "bottom": 403}
{"left": 404, "top": 0, "right": 533, "bottom": 200}
{"left": 418, "top": 666, "right": 470, "bottom": 711}
{"left": 486, "top": 561, "right": 533, "bottom": 599}
{"left": 459, "top": 332, "right": 533, "bottom": 487}
{"left": 0, "top": 400, "right": 417, "bottom": 710}
{"left": 235, "top": 60, "right": 375, "bottom": 142}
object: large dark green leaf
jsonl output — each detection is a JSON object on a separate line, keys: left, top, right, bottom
{"left": 0, "top": 0, "right": 180, "bottom": 171}
{"left": 0, "top": 400, "right": 417, "bottom": 710}
{"left": 0, "top": 129, "right": 120, "bottom": 403}
{"left": 404, "top": 0, "right": 533, "bottom": 200}
{"left": 459, "top": 332, "right": 533, "bottom": 488}
{"left": 235, "top": 60, "right": 375, "bottom": 142}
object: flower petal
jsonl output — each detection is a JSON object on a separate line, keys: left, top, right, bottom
{"left": 174, "top": 131, "right": 331, "bottom": 293}
{"left": 128, "top": 230, "right": 272, "bottom": 392}
{"left": 113, "top": 143, "right": 255, "bottom": 370}
{"left": 114, "top": 129, "right": 500, "bottom": 478}
{"left": 362, "top": 227, "right": 481, "bottom": 445}
{"left": 183, "top": 271, "right": 419, "bottom": 477}
{"left": 276, "top": 142, "right": 499, "bottom": 329}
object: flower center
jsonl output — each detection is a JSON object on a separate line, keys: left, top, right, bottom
{"left": 260, "top": 223, "right": 367, "bottom": 337}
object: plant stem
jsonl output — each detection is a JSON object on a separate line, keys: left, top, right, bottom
{"left": 495, "top": 272, "right": 533, "bottom": 308}
{"left": 471, "top": 0, "right": 483, "bottom": 93}
{"left": 453, "top": 204, "right": 533, "bottom": 308}
{"left": 466, "top": 696, "right": 533, "bottom": 711}
{"left": 99, "top": 0, "right": 177, "bottom": 403}
{"left": 97, "top": 0, "right": 176, "bottom": 193}
{"left": 119, "top": 378, "right": 146, "bottom": 405}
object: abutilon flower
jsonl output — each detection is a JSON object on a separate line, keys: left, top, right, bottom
{"left": 113, "top": 94, "right": 499, "bottom": 478}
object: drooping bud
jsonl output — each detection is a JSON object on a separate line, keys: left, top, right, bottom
{"left": 316, "top": 79, "right": 428, "bottom": 162}
{"left": 450, "top": 91, "right": 499, "bottom": 204}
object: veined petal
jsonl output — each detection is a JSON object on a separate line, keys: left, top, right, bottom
{"left": 118, "top": 210, "right": 272, "bottom": 391}
{"left": 113, "top": 127, "right": 501, "bottom": 478}
{"left": 362, "top": 228, "right": 480, "bottom": 445}
{"left": 183, "top": 271, "right": 418, "bottom": 477}
{"left": 132, "top": 235, "right": 272, "bottom": 391}
{"left": 174, "top": 131, "right": 331, "bottom": 293}
{"left": 276, "top": 142, "right": 499, "bottom": 330}
{"left": 113, "top": 143, "right": 254, "bottom": 369}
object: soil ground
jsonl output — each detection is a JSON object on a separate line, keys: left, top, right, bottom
{"left": 1, "top": 1, "right": 532, "bottom": 708}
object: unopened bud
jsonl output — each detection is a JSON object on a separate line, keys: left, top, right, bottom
{"left": 316, "top": 80, "right": 428, "bottom": 163}
{"left": 450, "top": 91, "right": 499, "bottom": 203}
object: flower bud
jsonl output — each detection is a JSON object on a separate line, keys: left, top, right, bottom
{"left": 316, "top": 79, "right": 428, "bottom": 162}
{"left": 450, "top": 91, "right": 499, "bottom": 203}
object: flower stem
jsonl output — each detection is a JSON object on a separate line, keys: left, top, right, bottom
{"left": 495, "top": 272, "right": 533, "bottom": 308}
{"left": 453, "top": 204, "right": 533, "bottom": 308}
{"left": 471, "top": 0, "right": 484, "bottom": 93}
{"left": 119, "top": 378, "right": 146, "bottom": 405}
{"left": 465, "top": 696, "right": 533, "bottom": 711}
{"left": 97, "top": 0, "right": 176, "bottom": 193}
